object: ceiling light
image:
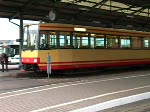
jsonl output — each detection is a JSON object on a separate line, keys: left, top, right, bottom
{"left": 127, "top": 15, "right": 134, "bottom": 18}
{"left": 93, "top": 21, "right": 101, "bottom": 23}
{"left": 74, "top": 27, "right": 86, "bottom": 32}
{"left": 79, "top": 7, "right": 89, "bottom": 11}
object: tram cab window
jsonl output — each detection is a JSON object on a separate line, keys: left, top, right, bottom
{"left": 23, "top": 27, "right": 28, "bottom": 50}
{"left": 120, "top": 36, "right": 131, "bottom": 48}
{"left": 23, "top": 25, "right": 38, "bottom": 50}
{"left": 73, "top": 32, "right": 88, "bottom": 49}
{"left": 143, "top": 37, "right": 150, "bottom": 48}
{"left": 106, "top": 35, "right": 118, "bottom": 48}
{"left": 59, "top": 32, "right": 72, "bottom": 48}
{"left": 27, "top": 32, "right": 37, "bottom": 50}
{"left": 132, "top": 37, "right": 142, "bottom": 49}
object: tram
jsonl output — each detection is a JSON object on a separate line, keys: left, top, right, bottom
{"left": 21, "top": 23, "right": 150, "bottom": 72}
{"left": 1, "top": 44, "right": 19, "bottom": 64}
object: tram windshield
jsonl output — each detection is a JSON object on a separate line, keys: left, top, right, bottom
{"left": 23, "top": 24, "right": 39, "bottom": 50}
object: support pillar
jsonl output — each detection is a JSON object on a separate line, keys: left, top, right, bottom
{"left": 148, "top": 8, "right": 149, "bottom": 17}
{"left": 19, "top": 12, "right": 23, "bottom": 66}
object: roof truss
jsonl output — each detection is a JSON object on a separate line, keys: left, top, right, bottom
{"left": 0, "top": 0, "right": 150, "bottom": 31}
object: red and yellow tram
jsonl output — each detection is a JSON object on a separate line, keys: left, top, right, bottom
{"left": 21, "top": 23, "right": 150, "bottom": 72}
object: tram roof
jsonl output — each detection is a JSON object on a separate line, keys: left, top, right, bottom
{"left": 0, "top": 0, "right": 150, "bottom": 31}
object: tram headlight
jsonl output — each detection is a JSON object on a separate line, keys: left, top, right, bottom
{"left": 34, "top": 59, "right": 37, "bottom": 63}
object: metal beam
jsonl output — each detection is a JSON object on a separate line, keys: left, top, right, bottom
{"left": 76, "top": 0, "right": 109, "bottom": 19}
{"left": 130, "top": 7, "right": 145, "bottom": 15}
{"left": 98, "top": 0, "right": 109, "bottom": 8}
{"left": 92, "top": 0, "right": 109, "bottom": 9}
{"left": 9, "top": 0, "right": 36, "bottom": 20}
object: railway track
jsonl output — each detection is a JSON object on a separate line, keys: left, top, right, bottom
{"left": 14, "top": 65, "right": 150, "bottom": 83}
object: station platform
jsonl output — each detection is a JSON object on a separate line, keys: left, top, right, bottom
{"left": 0, "top": 67, "right": 150, "bottom": 112}
{"left": 102, "top": 98, "right": 150, "bottom": 112}
{"left": 0, "top": 70, "right": 22, "bottom": 77}
{"left": 0, "top": 64, "right": 23, "bottom": 77}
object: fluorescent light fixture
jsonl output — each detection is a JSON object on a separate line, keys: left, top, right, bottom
{"left": 93, "top": 21, "right": 101, "bottom": 23}
{"left": 127, "top": 15, "right": 134, "bottom": 18}
{"left": 79, "top": 7, "right": 89, "bottom": 11}
{"left": 91, "top": 33, "right": 96, "bottom": 36}
{"left": 127, "top": 25, "right": 133, "bottom": 27}
{"left": 74, "top": 27, "right": 86, "bottom": 32}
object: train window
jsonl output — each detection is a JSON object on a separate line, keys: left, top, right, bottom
{"left": 132, "top": 37, "right": 142, "bottom": 49}
{"left": 49, "top": 32, "right": 57, "bottom": 49}
{"left": 95, "top": 38, "right": 105, "bottom": 48}
{"left": 90, "top": 37, "right": 94, "bottom": 48}
{"left": 23, "top": 25, "right": 38, "bottom": 50}
{"left": 143, "top": 37, "right": 150, "bottom": 48}
{"left": 59, "top": 32, "right": 72, "bottom": 48}
{"left": 40, "top": 31, "right": 48, "bottom": 50}
{"left": 28, "top": 31, "right": 37, "bottom": 50}
{"left": 90, "top": 34, "right": 105, "bottom": 49}
{"left": 23, "top": 27, "right": 28, "bottom": 50}
{"left": 82, "top": 37, "right": 88, "bottom": 48}
{"left": 73, "top": 32, "right": 88, "bottom": 49}
{"left": 120, "top": 36, "right": 131, "bottom": 48}
{"left": 106, "top": 35, "right": 118, "bottom": 48}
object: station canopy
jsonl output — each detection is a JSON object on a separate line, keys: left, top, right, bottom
{"left": 0, "top": 0, "right": 150, "bottom": 31}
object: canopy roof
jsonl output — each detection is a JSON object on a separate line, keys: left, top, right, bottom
{"left": 0, "top": 0, "right": 150, "bottom": 31}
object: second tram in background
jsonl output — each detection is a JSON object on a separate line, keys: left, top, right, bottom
{"left": 21, "top": 23, "right": 150, "bottom": 73}
{"left": 1, "top": 43, "right": 19, "bottom": 64}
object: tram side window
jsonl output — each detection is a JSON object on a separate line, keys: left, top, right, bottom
{"left": 132, "top": 37, "right": 142, "bottom": 49}
{"left": 82, "top": 37, "right": 88, "bottom": 48}
{"left": 40, "top": 31, "right": 49, "bottom": 50}
{"left": 106, "top": 35, "right": 118, "bottom": 48}
{"left": 143, "top": 37, "right": 150, "bottom": 48}
{"left": 73, "top": 32, "right": 88, "bottom": 49}
{"left": 90, "top": 34, "right": 105, "bottom": 49}
{"left": 120, "top": 36, "right": 131, "bottom": 48}
{"left": 49, "top": 32, "right": 57, "bottom": 49}
{"left": 95, "top": 38, "right": 105, "bottom": 48}
{"left": 90, "top": 37, "right": 94, "bottom": 48}
{"left": 59, "top": 32, "right": 72, "bottom": 48}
